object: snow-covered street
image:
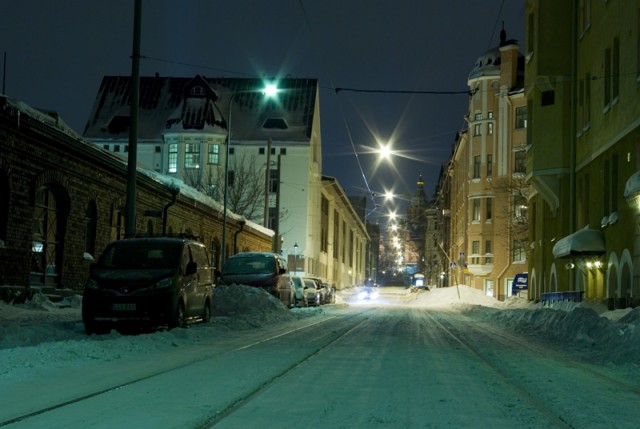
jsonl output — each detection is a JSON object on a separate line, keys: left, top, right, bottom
{"left": 0, "top": 285, "right": 639, "bottom": 428}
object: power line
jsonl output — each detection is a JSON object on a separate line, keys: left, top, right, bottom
{"left": 334, "top": 87, "right": 471, "bottom": 96}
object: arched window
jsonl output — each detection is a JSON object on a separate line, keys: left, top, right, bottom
{"left": 85, "top": 200, "right": 97, "bottom": 257}
{"left": 31, "top": 186, "right": 64, "bottom": 286}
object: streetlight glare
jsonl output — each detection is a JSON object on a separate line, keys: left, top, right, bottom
{"left": 263, "top": 83, "right": 279, "bottom": 97}
{"left": 378, "top": 143, "right": 392, "bottom": 159}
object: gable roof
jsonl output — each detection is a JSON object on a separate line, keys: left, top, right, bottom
{"left": 83, "top": 76, "right": 318, "bottom": 142}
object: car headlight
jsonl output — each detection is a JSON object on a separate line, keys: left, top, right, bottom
{"left": 154, "top": 277, "right": 172, "bottom": 289}
{"left": 85, "top": 278, "right": 98, "bottom": 290}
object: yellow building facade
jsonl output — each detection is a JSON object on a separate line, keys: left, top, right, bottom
{"left": 526, "top": 0, "right": 640, "bottom": 308}
{"left": 445, "top": 31, "right": 528, "bottom": 300}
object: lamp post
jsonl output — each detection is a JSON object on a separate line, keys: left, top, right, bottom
{"left": 293, "top": 242, "right": 298, "bottom": 275}
{"left": 221, "top": 83, "right": 279, "bottom": 265}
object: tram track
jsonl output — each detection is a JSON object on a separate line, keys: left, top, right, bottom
{"left": 0, "top": 312, "right": 368, "bottom": 428}
{"left": 423, "top": 309, "right": 640, "bottom": 429}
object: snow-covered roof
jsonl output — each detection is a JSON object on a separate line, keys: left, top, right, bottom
{"left": 83, "top": 76, "right": 318, "bottom": 143}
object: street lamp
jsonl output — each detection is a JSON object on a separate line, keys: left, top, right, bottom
{"left": 221, "top": 82, "right": 280, "bottom": 265}
{"left": 293, "top": 242, "right": 298, "bottom": 275}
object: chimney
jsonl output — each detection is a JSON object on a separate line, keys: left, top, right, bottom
{"left": 499, "top": 25, "right": 520, "bottom": 89}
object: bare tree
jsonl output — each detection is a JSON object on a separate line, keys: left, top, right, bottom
{"left": 491, "top": 174, "right": 529, "bottom": 258}
{"left": 182, "top": 152, "right": 265, "bottom": 223}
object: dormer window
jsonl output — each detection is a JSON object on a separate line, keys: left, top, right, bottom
{"left": 107, "top": 115, "right": 130, "bottom": 134}
{"left": 190, "top": 86, "right": 206, "bottom": 97}
{"left": 263, "top": 118, "right": 288, "bottom": 130}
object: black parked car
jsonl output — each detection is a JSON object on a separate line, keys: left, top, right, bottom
{"left": 82, "top": 235, "right": 214, "bottom": 334}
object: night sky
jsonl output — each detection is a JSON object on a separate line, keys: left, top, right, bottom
{"left": 1, "top": 0, "right": 525, "bottom": 224}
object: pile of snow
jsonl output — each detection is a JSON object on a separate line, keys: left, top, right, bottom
{"left": 0, "top": 284, "right": 639, "bottom": 370}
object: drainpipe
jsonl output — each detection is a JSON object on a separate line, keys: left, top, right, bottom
{"left": 162, "top": 187, "right": 179, "bottom": 235}
{"left": 233, "top": 219, "right": 246, "bottom": 255}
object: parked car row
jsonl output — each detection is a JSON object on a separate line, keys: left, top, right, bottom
{"left": 216, "top": 252, "right": 336, "bottom": 308}
{"left": 290, "top": 276, "right": 335, "bottom": 307}
{"left": 82, "top": 244, "right": 337, "bottom": 335}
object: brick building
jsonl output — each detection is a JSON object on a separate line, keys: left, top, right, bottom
{"left": 0, "top": 95, "right": 272, "bottom": 298}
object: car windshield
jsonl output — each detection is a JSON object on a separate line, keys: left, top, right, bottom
{"left": 97, "top": 242, "right": 181, "bottom": 270}
{"left": 223, "top": 257, "right": 275, "bottom": 275}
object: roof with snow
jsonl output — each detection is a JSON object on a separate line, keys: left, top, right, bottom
{"left": 83, "top": 75, "right": 318, "bottom": 143}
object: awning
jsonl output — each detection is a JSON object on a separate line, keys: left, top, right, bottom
{"left": 552, "top": 229, "right": 605, "bottom": 259}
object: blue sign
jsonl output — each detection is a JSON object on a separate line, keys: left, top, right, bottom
{"left": 512, "top": 273, "right": 528, "bottom": 295}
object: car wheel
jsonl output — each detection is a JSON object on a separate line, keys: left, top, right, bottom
{"left": 170, "top": 301, "right": 186, "bottom": 329}
{"left": 202, "top": 299, "right": 211, "bottom": 323}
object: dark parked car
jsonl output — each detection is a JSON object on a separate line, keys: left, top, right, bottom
{"left": 216, "top": 252, "right": 294, "bottom": 307}
{"left": 82, "top": 235, "right": 214, "bottom": 334}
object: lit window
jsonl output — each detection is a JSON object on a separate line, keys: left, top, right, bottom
{"left": 185, "top": 143, "right": 200, "bottom": 169}
{"left": 168, "top": 144, "right": 178, "bottom": 173}
{"left": 208, "top": 144, "right": 220, "bottom": 165}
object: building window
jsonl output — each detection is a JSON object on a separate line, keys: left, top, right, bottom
{"left": 474, "top": 113, "right": 482, "bottom": 120}
{"left": 488, "top": 111, "right": 493, "bottom": 119}
{"left": 486, "top": 198, "right": 492, "bottom": 221}
{"left": 229, "top": 147, "right": 235, "bottom": 155}
{"left": 473, "top": 155, "right": 481, "bottom": 179}
{"left": 208, "top": 144, "right": 220, "bottom": 165}
{"left": 259, "top": 147, "right": 265, "bottom": 155}
{"left": 32, "top": 186, "right": 63, "bottom": 287}
{"left": 512, "top": 239, "right": 526, "bottom": 262}
{"left": 471, "top": 240, "right": 480, "bottom": 264}
{"left": 103, "top": 144, "right": 109, "bottom": 150}
{"left": 168, "top": 143, "right": 178, "bottom": 173}
{"left": 473, "top": 123, "right": 482, "bottom": 136}
{"left": 185, "top": 143, "right": 200, "bottom": 169}
{"left": 485, "top": 240, "right": 492, "bottom": 264}
{"left": 604, "top": 47, "right": 612, "bottom": 107}
{"left": 280, "top": 148, "right": 287, "bottom": 155}
{"left": 514, "top": 194, "right": 528, "bottom": 222}
{"left": 228, "top": 170, "right": 235, "bottom": 188}
{"left": 269, "top": 168, "right": 278, "bottom": 193}
{"left": 487, "top": 122, "right": 494, "bottom": 135}
{"left": 486, "top": 154, "right": 493, "bottom": 178}
{"left": 514, "top": 150, "right": 526, "bottom": 174}
{"left": 541, "top": 90, "right": 555, "bottom": 106}
{"left": 613, "top": 37, "right": 620, "bottom": 101}
{"left": 472, "top": 199, "right": 481, "bottom": 222}
{"left": 515, "top": 106, "right": 527, "bottom": 129}
{"left": 114, "top": 145, "right": 120, "bottom": 152}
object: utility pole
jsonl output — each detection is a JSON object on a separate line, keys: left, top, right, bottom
{"left": 125, "top": 0, "right": 141, "bottom": 237}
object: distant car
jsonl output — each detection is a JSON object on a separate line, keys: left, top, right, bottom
{"left": 290, "top": 276, "right": 308, "bottom": 307}
{"left": 358, "top": 286, "right": 379, "bottom": 301}
{"left": 306, "top": 277, "right": 327, "bottom": 304}
{"left": 321, "top": 282, "right": 336, "bottom": 304}
{"left": 216, "top": 252, "right": 294, "bottom": 307}
{"left": 82, "top": 235, "right": 214, "bottom": 334}
{"left": 303, "top": 278, "right": 322, "bottom": 306}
